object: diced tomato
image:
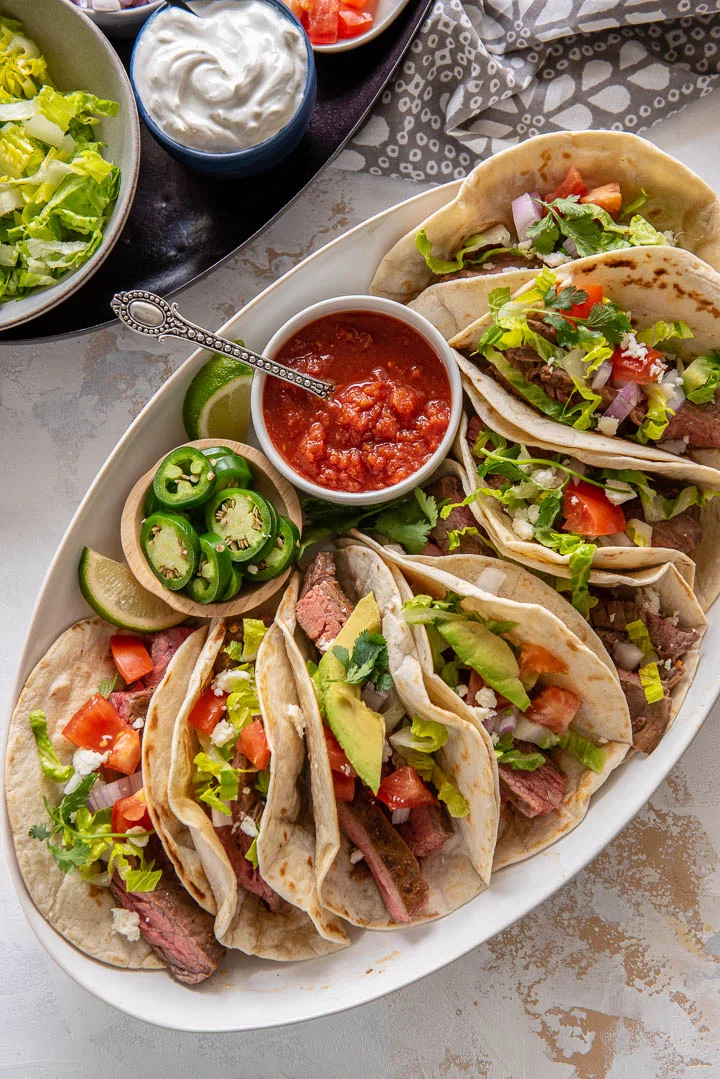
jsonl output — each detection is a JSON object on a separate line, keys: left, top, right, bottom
{"left": 107, "top": 729, "right": 141, "bottom": 775}
{"left": 332, "top": 771, "right": 355, "bottom": 802}
{"left": 581, "top": 182, "right": 622, "bottom": 217}
{"left": 341, "top": 0, "right": 371, "bottom": 9}
{"left": 562, "top": 480, "right": 627, "bottom": 537}
{"left": 112, "top": 788, "right": 153, "bottom": 834}
{"left": 110, "top": 635, "right": 154, "bottom": 684}
{"left": 557, "top": 283, "right": 604, "bottom": 322}
{"left": 338, "top": 7, "right": 372, "bottom": 35}
{"left": 239, "top": 718, "right": 271, "bottom": 771}
{"left": 527, "top": 686, "right": 582, "bottom": 735}
{"left": 376, "top": 766, "right": 436, "bottom": 811}
{"left": 546, "top": 166, "right": 587, "bottom": 202}
{"left": 63, "top": 694, "right": 130, "bottom": 754}
{"left": 324, "top": 726, "right": 356, "bottom": 777}
{"left": 611, "top": 345, "right": 665, "bottom": 384}
{"left": 188, "top": 689, "right": 227, "bottom": 734}
{"left": 519, "top": 644, "right": 568, "bottom": 679}
{"left": 306, "top": 0, "right": 339, "bottom": 44}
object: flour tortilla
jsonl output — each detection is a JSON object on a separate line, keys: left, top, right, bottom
{"left": 370, "top": 130, "right": 720, "bottom": 306}
{"left": 164, "top": 618, "right": 348, "bottom": 959}
{"left": 276, "top": 544, "right": 499, "bottom": 929}
{"left": 454, "top": 407, "right": 720, "bottom": 609}
{"left": 5, "top": 618, "right": 206, "bottom": 970}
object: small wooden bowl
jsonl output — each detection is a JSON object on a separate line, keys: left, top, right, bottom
{"left": 121, "top": 439, "right": 302, "bottom": 618}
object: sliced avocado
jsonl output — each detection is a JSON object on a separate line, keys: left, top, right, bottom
{"left": 317, "top": 592, "right": 382, "bottom": 684}
{"left": 324, "top": 680, "right": 384, "bottom": 793}
{"left": 438, "top": 619, "right": 531, "bottom": 710}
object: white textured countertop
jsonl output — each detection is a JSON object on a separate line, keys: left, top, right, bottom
{"left": 2, "top": 95, "right": 720, "bottom": 1077}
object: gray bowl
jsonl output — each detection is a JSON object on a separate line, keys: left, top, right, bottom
{"left": 82, "top": 2, "right": 163, "bottom": 40}
{"left": 0, "top": 0, "right": 140, "bottom": 332}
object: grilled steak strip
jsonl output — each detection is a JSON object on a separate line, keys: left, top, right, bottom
{"left": 336, "top": 795, "right": 429, "bottom": 922}
{"left": 110, "top": 840, "right": 225, "bottom": 985}
{"left": 397, "top": 804, "right": 453, "bottom": 858}
{"left": 434, "top": 252, "right": 540, "bottom": 286}
{"left": 650, "top": 512, "right": 703, "bottom": 557}
{"left": 424, "top": 474, "right": 493, "bottom": 556}
{"left": 216, "top": 826, "right": 287, "bottom": 914}
{"left": 662, "top": 396, "right": 720, "bottom": 449}
{"left": 616, "top": 668, "right": 673, "bottom": 754}
{"left": 591, "top": 599, "right": 698, "bottom": 663}
{"left": 499, "top": 741, "right": 566, "bottom": 819}
{"left": 297, "top": 552, "right": 354, "bottom": 653}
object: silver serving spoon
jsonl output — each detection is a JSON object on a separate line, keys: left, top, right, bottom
{"left": 111, "top": 290, "right": 334, "bottom": 402}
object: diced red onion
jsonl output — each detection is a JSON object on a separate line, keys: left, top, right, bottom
{"left": 612, "top": 640, "right": 645, "bottom": 672}
{"left": 591, "top": 360, "right": 613, "bottom": 391}
{"left": 563, "top": 238, "right": 579, "bottom": 258}
{"left": 362, "top": 684, "right": 390, "bottom": 712}
{"left": 511, "top": 192, "right": 542, "bottom": 240}
{"left": 496, "top": 708, "right": 518, "bottom": 735}
{"left": 568, "top": 458, "right": 586, "bottom": 486}
{"left": 603, "top": 382, "right": 640, "bottom": 423}
{"left": 391, "top": 808, "right": 411, "bottom": 825}
{"left": 664, "top": 384, "right": 686, "bottom": 413}
{"left": 87, "top": 770, "right": 143, "bottom": 812}
{"left": 482, "top": 713, "right": 498, "bottom": 734}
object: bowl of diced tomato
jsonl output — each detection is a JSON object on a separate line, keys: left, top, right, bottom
{"left": 285, "top": 0, "right": 409, "bottom": 50}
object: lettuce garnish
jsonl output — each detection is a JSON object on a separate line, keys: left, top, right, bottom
{"left": 29, "top": 710, "right": 73, "bottom": 782}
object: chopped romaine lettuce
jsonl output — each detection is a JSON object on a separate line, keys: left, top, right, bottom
{"left": 557, "top": 730, "right": 605, "bottom": 773}
{"left": 432, "top": 766, "right": 469, "bottom": 817}
{"left": 29, "top": 709, "right": 73, "bottom": 782}
{"left": 639, "top": 662, "right": 665, "bottom": 704}
{"left": 682, "top": 351, "right": 720, "bottom": 405}
{"left": 634, "top": 384, "right": 674, "bottom": 444}
{"left": 193, "top": 750, "right": 240, "bottom": 813}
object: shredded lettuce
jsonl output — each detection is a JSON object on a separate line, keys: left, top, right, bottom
{"left": 416, "top": 225, "right": 519, "bottom": 275}
{"left": 634, "top": 383, "right": 674, "bottom": 444}
{"left": 626, "top": 518, "right": 652, "bottom": 547}
{"left": 29, "top": 710, "right": 73, "bottom": 782}
{"left": 639, "top": 662, "right": 665, "bottom": 704}
{"left": 245, "top": 835, "right": 259, "bottom": 868}
{"left": 625, "top": 619, "right": 653, "bottom": 657}
{"left": 193, "top": 751, "right": 240, "bottom": 814}
{"left": 682, "top": 351, "right": 720, "bottom": 405}
{"left": 557, "top": 730, "right": 605, "bottom": 773}
{"left": 494, "top": 734, "right": 546, "bottom": 770}
{"left": 390, "top": 715, "right": 448, "bottom": 756}
{"left": 432, "top": 766, "right": 469, "bottom": 817}
{"left": 231, "top": 619, "right": 267, "bottom": 662}
{"left": 636, "top": 320, "right": 693, "bottom": 348}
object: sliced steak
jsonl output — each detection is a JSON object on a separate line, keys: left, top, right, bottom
{"left": 651, "top": 511, "right": 703, "bottom": 556}
{"left": 498, "top": 741, "right": 566, "bottom": 818}
{"left": 420, "top": 541, "right": 444, "bottom": 557}
{"left": 109, "top": 687, "right": 154, "bottom": 725}
{"left": 215, "top": 825, "right": 286, "bottom": 913}
{"left": 591, "top": 598, "right": 643, "bottom": 632}
{"left": 434, "top": 253, "right": 537, "bottom": 285}
{"left": 297, "top": 552, "right": 354, "bottom": 652}
{"left": 144, "top": 626, "right": 195, "bottom": 687}
{"left": 336, "top": 795, "right": 429, "bottom": 922}
{"left": 110, "top": 840, "right": 225, "bottom": 985}
{"left": 592, "top": 599, "right": 697, "bottom": 663}
{"left": 397, "top": 804, "right": 453, "bottom": 859}
{"left": 662, "top": 397, "right": 720, "bottom": 449}
{"left": 466, "top": 414, "right": 482, "bottom": 448}
{"left": 424, "top": 475, "right": 493, "bottom": 556}
{"left": 616, "top": 668, "right": 672, "bottom": 754}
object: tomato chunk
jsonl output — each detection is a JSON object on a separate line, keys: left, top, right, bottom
{"left": 107, "top": 729, "right": 141, "bottom": 775}
{"left": 63, "top": 694, "right": 130, "bottom": 754}
{"left": 338, "top": 7, "right": 372, "bottom": 35}
{"left": 581, "top": 182, "right": 622, "bottom": 217}
{"left": 562, "top": 480, "right": 627, "bottom": 537}
{"left": 527, "top": 686, "right": 582, "bottom": 735}
{"left": 239, "top": 718, "right": 271, "bottom": 771}
{"left": 306, "top": 0, "right": 339, "bottom": 43}
{"left": 546, "top": 166, "right": 587, "bottom": 202}
{"left": 611, "top": 345, "right": 665, "bottom": 384}
{"left": 112, "top": 788, "right": 153, "bottom": 834}
{"left": 332, "top": 771, "right": 356, "bottom": 802}
{"left": 188, "top": 689, "right": 227, "bottom": 734}
{"left": 519, "top": 644, "right": 568, "bottom": 679}
{"left": 110, "top": 635, "right": 154, "bottom": 684}
{"left": 324, "top": 726, "right": 356, "bottom": 776}
{"left": 558, "top": 283, "right": 604, "bottom": 322}
{"left": 376, "top": 766, "right": 436, "bottom": 811}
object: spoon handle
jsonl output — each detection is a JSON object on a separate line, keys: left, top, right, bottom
{"left": 111, "top": 289, "right": 334, "bottom": 401}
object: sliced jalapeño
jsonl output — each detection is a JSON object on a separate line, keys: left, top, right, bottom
{"left": 204, "top": 488, "right": 277, "bottom": 563}
{"left": 140, "top": 512, "right": 199, "bottom": 591}
{"left": 153, "top": 446, "right": 217, "bottom": 510}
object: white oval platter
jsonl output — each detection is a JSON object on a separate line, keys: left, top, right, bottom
{"left": 3, "top": 178, "right": 720, "bottom": 1032}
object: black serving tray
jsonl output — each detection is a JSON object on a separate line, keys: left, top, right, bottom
{"left": 4, "top": 0, "right": 431, "bottom": 343}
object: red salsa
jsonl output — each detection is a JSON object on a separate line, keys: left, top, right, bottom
{"left": 263, "top": 311, "right": 452, "bottom": 493}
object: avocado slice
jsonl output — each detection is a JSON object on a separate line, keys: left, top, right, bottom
{"left": 324, "top": 681, "right": 385, "bottom": 793}
{"left": 317, "top": 592, "right": 382, "bottom": 683}
{"left": 438, "top": 619, "right": 531, "bottom": 710}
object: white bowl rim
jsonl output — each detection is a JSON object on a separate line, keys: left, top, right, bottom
{"left": 251, "top": 294, "right": 464, "bottom": 506}
{"left": 84, "top": 0, "right": 161, "bottom": 17}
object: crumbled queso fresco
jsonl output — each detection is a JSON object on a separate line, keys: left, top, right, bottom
{"left": 210, "top": 719, "right": 235, "bottom": 747}
{"left": 64, "top": 748, "right": 109, "bottom": 794}
{"left": 597, "top": 416, "right": 620, "bottom": 436}
{"left": 111, "top": 908, "right": 140, "bottom": 942}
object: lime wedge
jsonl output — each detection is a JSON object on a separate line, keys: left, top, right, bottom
{"left": 183, "top": 354, "right": 253, "bottom": 442}
{"left": 78, "top": 547, "right": 186, "bottom": 631}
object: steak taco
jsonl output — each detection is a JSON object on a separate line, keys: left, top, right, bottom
{"left": 370, "top": 131, "right": 720, "bottom": 307}
{"left": 343, "top": 536, "right": 631, "bottom": 869}
{"left": 162, "top": 615, "right": 348, "bottom": 959}
{"left": 5, "top": 618, "right": 227, "bottom": 984}
{"left": 277, "top": 543, "right": 499, "bottom": 928}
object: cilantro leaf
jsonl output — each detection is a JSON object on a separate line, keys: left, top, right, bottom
{"left": 29, "top": 823, "right": 51, "bottom": 840}
{"left": 255, "top": 769, "right": 270, "bottom": 797}
{"left": 373, "top": 488, "right": 438, "bottom": 555}
{"left": 543, "top": 285, "right": 588, "bottom": 311}
{"left": 583, "top": 300, "right": 632, "bottom": 344}
{"left": 334, "top": 631, "right": 393, "bottom": 691}
{"left": 48, "top": 840, "right": 92, "bottom": 873}
{"left": 526, "top": 214, "right": 559, "bottom": 254}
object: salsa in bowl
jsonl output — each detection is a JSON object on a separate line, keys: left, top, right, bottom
{"left": 252, "top": 296, "right": 463, "bottom": 505}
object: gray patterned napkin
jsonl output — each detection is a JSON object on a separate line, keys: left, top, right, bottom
{"left": 343, "top": 0, "right": 720, "bottom": 180}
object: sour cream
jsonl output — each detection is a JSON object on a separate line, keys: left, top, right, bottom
{"left": 132, "top": 0, "right": 308, "bottom": 154}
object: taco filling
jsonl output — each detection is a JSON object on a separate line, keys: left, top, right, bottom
{"left": 296, "top": 552, "right": 470, "bottom": 923}
{"left": 416, "top": 169, "right": 674, "bottom": 285}
{"left": 466, "top": 267, "right": 720, "bottom": 450}
{"left": 400, "top": 590, "right": 609, "bottom": 820}
{"left": 26, "top": 626, "right": 225, "bottom": 984}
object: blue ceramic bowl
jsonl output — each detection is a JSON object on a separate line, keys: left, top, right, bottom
{"left": 129, "top": 0, "right": 316, "bottom": 178}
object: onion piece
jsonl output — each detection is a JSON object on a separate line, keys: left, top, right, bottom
{"left": 612, "top": 640, "right": 645, "bottom": 672}
{"left": 563, "top": 238, "right": 579, "bottom": 258}
{"left": 511, "top": 192, "right": 542, "bottom": 241}
{"left": 596, "top": 531, "right": 634, "bottom": 548}
{"left": 391, "top": 808, "right": 411, "bottom": 825}
{"left": 591, "top": 360, "right": 613, "bottom": 391}
{"left": 567, "top": 458, "right": 586, "bottom": 486}
{"left": 362, "top": 683, "right": 389, "bottom": 712}
{"left": 473, "top": 566, "right": 507, "bottom": 594}
{"left": 482, "top": 713, "right": 498, "bottom": 734}
{"left": 496, "top": 708, "right": 518, "bottom": 735}
{"left": 657, "top": 439, "right": 687, "bottom": 456}
{"left": 211, "top": 806, "right": 232, "bottom": 828}
{"left": 664, "top": 384, "right": 686, "bottom": 413}
{"left": 87, "top": 770, "right": 143, "bottom": 812}
{"left": 603, "top": 382, "right": 640, "bottom": 422}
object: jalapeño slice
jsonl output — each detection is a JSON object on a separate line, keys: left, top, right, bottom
{"left": 220, "top": 563, "right": 243, "bottom": 601}
{"left": 185, "top": 534, "right": 232, "bottom": 604}
{"left": 245, "top": 517, "right": 300, "bottom": 582}
{"left": 213, "top": 453, "right": 253, "bottom": 492}
{"left": 140, "top": 512, "right": 199, "bottom": 591}
{"left": 204, "top": 488, "right": 277, "bottom": 563}
{"left": 153, "top": 446, "right": 217, "bottom": 510}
